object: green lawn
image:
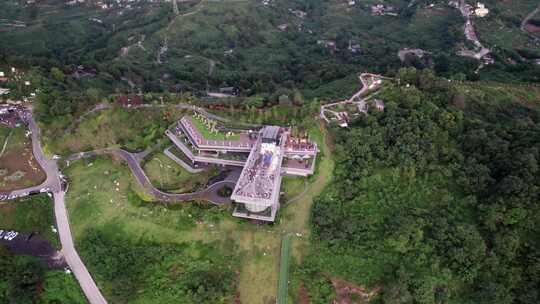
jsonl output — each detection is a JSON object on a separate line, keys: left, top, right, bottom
{"left": 63, "top": 119, "right": 334, "bottom": 304}
{"left": 189, "top": 115, "right": 240, "bottom": 141}
{"left": 44, "top": 107, "right": 187, "bottom": 155}
{"left": 142, "top": 152, "right": 217, "bottom": 192}
{"left": 278, "top": 234, "right": 293, "bottom": 304}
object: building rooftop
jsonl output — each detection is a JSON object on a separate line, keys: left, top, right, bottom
{"left": 169, "top": 114, "right": 318, "bottom": 222}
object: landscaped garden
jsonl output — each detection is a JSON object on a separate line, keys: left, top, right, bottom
{"left": 189, "top": 113, "right": 240, "bottom": 141}
{"left": 142, "top": 152, "right": 218, "bottom": 192}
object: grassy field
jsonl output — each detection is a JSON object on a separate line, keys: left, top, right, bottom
{"left": 281, "top": 176, "right": 306, "bottom": 203}
{"left": 45, "top": 107, "right": 188, "bottom": 155}
{"left": 189, "top": 115, "right": 240, "bottom": 141}
{"left": 142, "top": 152, "right": 217, "bottom": 192}
{"left": 277, "top": 234, "right": 292, "bottom": 304}
{"left": 475, "top": 0, "right": 539, "bottom": 51}
{"left": 0, "top": 126, "right": 46, "bottom": 192}
{"left": 63, "top": 118, "right": 334, "bottom": 303}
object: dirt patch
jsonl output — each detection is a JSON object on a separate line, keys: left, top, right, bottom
{"left": 0, "top": 232, "right": 65, "bottom": 268}
{"left": 524, "top": 23, "right": 540, "bottom": 33}
{"left": 0, "top": 143, "right": 46, "bottom": 192}
{"left": 298, "top": 282, "right": 311, "bottom": 304}
{"left": 331, "top": 278, "right": 380, "bottom": 304}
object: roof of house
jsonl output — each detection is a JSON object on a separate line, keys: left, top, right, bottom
{"left": 116, "top": 95, "right": 142, "bottom": 106}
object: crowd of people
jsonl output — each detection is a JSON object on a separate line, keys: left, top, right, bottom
{"left": 234, "top": 146, "right": 278, "bottom": 201}
{"left": 284, "top": 137, "right": 316, "bottom": 152}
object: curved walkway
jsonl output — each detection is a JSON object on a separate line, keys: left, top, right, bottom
{"left": 67, "top": 148, "right": 237, "bottom": 205}
{"left": 163, "top": 146, "right": 205, "bottom": 173}
{"left": 521, "top": 4, "right": 540, "bottom": 32}
{"left": 320, "top": 73, "right": 383, "bottom": 123}
{"left": 4, "top": 109, "right": 107, "bottom": 304}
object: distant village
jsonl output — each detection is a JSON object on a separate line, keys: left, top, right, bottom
{"left": 0, "top": 67, "right": 37, "bottom": 104}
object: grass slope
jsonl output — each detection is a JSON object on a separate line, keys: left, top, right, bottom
{"left": 64, "top": 118, "right": 334, "bottom": 303}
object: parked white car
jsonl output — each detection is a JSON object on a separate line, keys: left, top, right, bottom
{"left": 3, "top": 231, "right": 17, "bottom": 241}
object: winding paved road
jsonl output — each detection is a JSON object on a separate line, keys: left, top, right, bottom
{"left": 521, "top": 4, "right": 540, "bottom": 32}
{"left": 3, "top": 98, "right": 257, "bottom": 304}
{"left": 9, "top": 109, "right": 108, "bottom": 304}
{"left": 320, "top": 73, "right": 383, "bottom": 123}
{"left": 5, "top": 107, "right": 242, "bottom": 304}
{"left": 66, "top": 148, "right": 238, "bottom": 205}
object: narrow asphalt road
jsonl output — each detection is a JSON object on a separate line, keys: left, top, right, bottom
{"left": 5, "top": 104, "right": 242, "bottom": 304}
{"left": 320, "top": 73, "right": 382, "bottom": 123}
{"left": 12, "top": 109, "right": 108, "bottom": 304}
{"left": 67, "top": 148, "right": 238, "bottom": 204}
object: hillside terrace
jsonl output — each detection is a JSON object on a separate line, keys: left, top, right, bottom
{"left": 178, "top": 116, "right": 255, "bottom": 151}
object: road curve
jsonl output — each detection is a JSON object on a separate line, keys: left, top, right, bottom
{"left": 521, "top": 4, "right": 540, "bottom": 32}
{"left": 320, "top": 73, "right": 382, "bottom": 123}
{"left": 6, "top": 106, "right": 241, "bottom": 304}
{"left": 9, "top": 109, "right": 108, "bottom": 304}
{"left": 67, "top": 148, "right": 237, "bottom": 205}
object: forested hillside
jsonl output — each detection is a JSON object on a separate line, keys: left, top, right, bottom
{"left": 301, "top": 69, "right": 540, "bottom": 303}
{"left": 1, "top": 0, "right": 538, "bottom": 102}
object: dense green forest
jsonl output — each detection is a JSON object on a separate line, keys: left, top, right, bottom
{"left": 300, "top": 68, "right": 540, "bottom": 303}
{"left": 0, "top": 0, "right": 538, "bottom": 103}
{"left": 77, "top": 226, "right": 238, "bottom": 303}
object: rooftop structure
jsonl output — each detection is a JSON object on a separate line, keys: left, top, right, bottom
{"left": 167, "top": 114, "right": 317, "bottom": 221}
{"left": 475, "top": 3, "right": 488, "bottom": 17}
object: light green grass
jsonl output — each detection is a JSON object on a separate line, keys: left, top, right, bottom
{"left": 278, "top": 234, "right": 293, "bottom": 304}
{"left": 46, "top": 107, "right": 184, "bottom": 155}
{"left": 142, "top": 152, "right": 216, "bottom": 192}
{"left": 189, "top": 116, "right": 240, "bottom": 141}
{"left": 64, "top": 120, "right": 334, "bottom": 304}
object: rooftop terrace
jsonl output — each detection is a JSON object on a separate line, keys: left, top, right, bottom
{"left": 231, "top": 128, "right": 286, "bottom": 210}
{"left": 179, "top": 116, "right": 256, "bottom": 150}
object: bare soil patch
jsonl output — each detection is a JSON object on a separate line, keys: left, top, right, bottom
{"left": 0, "top": 142, "right": 46, "bottom": 192}
{"left": 524, "top": 23, "right": 540, "bottom": 33}
{"left": 298, "top": 282, "right": 311, "bottom": 304}
{"left": 331, "top": 278, "right": 380, "bottom": 304}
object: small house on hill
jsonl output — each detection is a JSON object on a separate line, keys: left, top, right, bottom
{"left": 116, "top": 95, "right": 142, "bottom": 107}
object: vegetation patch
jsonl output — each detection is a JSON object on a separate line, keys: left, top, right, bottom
{"left": 45, "top": 107, "right": 187, "bottom": 155}
{"left": 78, "top": 226, "right": 238, "bottom": 303}
{"left": 189, "top": 114, "right": 240, "bottom": 141}
{"left": 0, "top": 126, "right": 45, "bottom": 192}
{"left": 142, "top": 152, "right": 218, "bottom": 192}
{"left": 0, "top": 194, "right": 59, "bottom": 248}
{"left": 0, "top": 195, "right": 86, "bottom": 303}
{"left": 305, "top": 69, "right": 540, "bottom": 303}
